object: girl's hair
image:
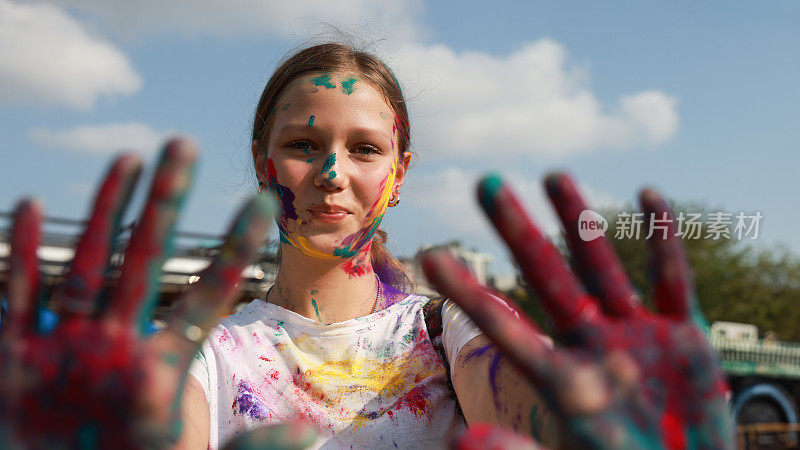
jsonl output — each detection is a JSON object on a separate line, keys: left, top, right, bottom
{"left": 252, "top": 42, "right": 415, "bottom": 292}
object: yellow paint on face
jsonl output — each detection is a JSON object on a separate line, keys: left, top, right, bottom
{"left": 367, "top": 159, "right": 397, "bottom": 224}
{"left": 281, "top": 159, "right": 398, "bottom": 260}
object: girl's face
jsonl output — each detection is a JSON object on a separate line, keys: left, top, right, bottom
{"left": 256, "top": 71, "right": 411, "bottom": 259}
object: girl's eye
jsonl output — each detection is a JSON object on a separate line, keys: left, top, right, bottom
{"left": 287, "top": 140, "right": 313, "bottom": 151}
{"left": 353, "top": 145, "right": 380, "bottom": 156}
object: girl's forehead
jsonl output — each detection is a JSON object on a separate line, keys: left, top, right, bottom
{"left": 278, "top": 72, "right": 390, "bottom": 110}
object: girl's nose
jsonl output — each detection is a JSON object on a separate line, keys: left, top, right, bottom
{"left": 314, "top": 151, "right": 346, "bottom": 191}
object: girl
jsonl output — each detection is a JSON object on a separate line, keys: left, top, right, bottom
{"left": 179, "top": 42, "right": 534, "bottom": 449}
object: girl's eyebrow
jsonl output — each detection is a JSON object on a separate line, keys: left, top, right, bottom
{"left": 274, "top": 124, "right": 392, "bottom": 143}
{"left": 348, "top": 127, "right": 392, "bottom": 143}
{"left": 273, "top": 123, "right": 314, "bottom": 135}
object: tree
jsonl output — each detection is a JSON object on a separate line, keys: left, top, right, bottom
{"left": 503, "top": 202, "right": 800, "bottom": 342}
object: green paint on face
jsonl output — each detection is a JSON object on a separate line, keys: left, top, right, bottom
{"left": 328, "top": 171, "right": 337, "bottom": 180}
{"left": 341, "top": 76, "right": 357, "bottom": 95}
{"left": 333, "top": 213, "right": 385, "bottom": 258}
{"left": 280, "top": 103, "right": 291, "bottom": 111}
{"left": 308, "top": 115, "right": 315, "bottom": 126}
{"left": 478, "top": 173, "right": 504, "bottom": 216}
{"left": 321, "top": 153, "right": 336, "bottom": 174}
{"left": 311, "top": 290, "right": 318, "bottom": 295}
{"left": 305, "top": 158, "right": 315, "bottom": 164}
{"left": 311, "top": 74, "right": 336, "bottom": 89}
{"left": 311, "top": 298, "right": 321, "bottom": 322}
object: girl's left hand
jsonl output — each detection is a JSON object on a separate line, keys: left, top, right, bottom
{"left": 424, "top": 173, "right": 735, "bottom": 449}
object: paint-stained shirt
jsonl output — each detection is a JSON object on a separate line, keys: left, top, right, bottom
{"left": 189, "top": 294, "right": 465, "bottom": 449}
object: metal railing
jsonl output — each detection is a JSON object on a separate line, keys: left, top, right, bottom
{"left": 710, "top": 337, "right": 800, "bottom": 379}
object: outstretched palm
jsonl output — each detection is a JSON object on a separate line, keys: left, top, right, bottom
{"left": 0, "top": 140, "right": 274, "bottom": 448}
{"left": 423, "top": 174, "right": 734, "bottom": 449}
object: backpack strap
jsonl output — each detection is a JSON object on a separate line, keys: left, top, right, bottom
{"left": 422, "top": 295, "right": 445, "bottom": 340}
{"left": 422, "top": 295, "right": 466, "bottom": 419}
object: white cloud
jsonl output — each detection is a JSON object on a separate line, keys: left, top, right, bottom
{"left": 29, "top": 122, "right": 172, "bottom": 156}
{"left": 392, "top": 40, "right": 679, "bottom": 159}
{"left": 406, "top": 168, "right": 621, "bottom": 241}
{"left": 29, "top": 0, "right": 425, "bottom": 42}
{"left": 0, "top": 0, "right": 142, "bottom": 109}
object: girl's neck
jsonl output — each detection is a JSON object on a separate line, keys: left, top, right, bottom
{"left": 268, "top": 242, "right": 379, "bottom": 323}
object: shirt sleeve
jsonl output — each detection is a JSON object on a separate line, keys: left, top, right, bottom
{"left": 441, "top": 300, "right": 484, "bottom": 376}
{"left": 188, "top": 338, "right": 214, "bottom": 403}
{"left": 441, "top": 295, "right": 523, "bottom": 376}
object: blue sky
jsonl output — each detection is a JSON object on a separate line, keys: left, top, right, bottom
{"left": 1, "top": 1, "right": 798, "bottom": 276}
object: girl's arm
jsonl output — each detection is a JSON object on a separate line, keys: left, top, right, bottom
{"left": 451, "top": 334, "right": 561, "bottom": 448}
{"left": 175, "top": 376, "right": 210, "bottom": 450}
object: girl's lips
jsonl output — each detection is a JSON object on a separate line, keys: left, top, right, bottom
{"left": 309, "top": 210, "right": 348, "bottom": 223}
{"left": 308, "top": 205, "right": 350, "bottom": 223}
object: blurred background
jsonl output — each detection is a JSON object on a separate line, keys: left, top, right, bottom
{"left": 0, "top": 1, "right": 798, "bottom": 447}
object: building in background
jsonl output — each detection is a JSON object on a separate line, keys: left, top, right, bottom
{"left": 402, "top": 241, "right": 498, "bottom": 296}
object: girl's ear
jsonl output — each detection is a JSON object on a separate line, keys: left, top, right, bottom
{"left": 252, "top": 141, "right": 268, "bottom": 186}
{"left": 393, "top": 152, "right": 413, "bottom": 190}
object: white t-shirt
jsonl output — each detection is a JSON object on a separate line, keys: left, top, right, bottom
{"left": 189, "top": 294, "right": 479, "bottom": 449}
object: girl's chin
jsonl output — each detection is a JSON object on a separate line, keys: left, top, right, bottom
{"left": 287, "top": 234, "right": 365, "bottom": 258}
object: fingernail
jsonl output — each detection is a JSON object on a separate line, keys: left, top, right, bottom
{"left": 478, "top": 173, "right": 504, "bottom": 215}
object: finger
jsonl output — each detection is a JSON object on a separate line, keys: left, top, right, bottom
{"left": 639, "top": 189, "right": 692, "bottom": 320}
{"left": 163, "top": 194, "right": 274, "bottom": 356}
{"left": 4, "top": 199, "right": 42, "bottom": 335}
{"left": 477, "top": 174, "right": 600, "bottom": 332}
{"left": 221, "top": 422, "right": 316, "bottom": 450}
{"left": 52, "top": 154, "right": 142, "bottom": 318}
{"left": 422, "top": 250, "right": 559, "bottom": 388}
{"left": 449, "top": 423, "right": 540, "bottom": 450}
{"left": 105, "top": 138, "right": 197, "bottom": 334}
{"left": 544, "top": 173, "right": 642, "bottom": 318}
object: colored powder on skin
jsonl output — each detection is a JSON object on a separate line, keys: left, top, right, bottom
{"left": 321, "top": 153, "right": 335, "bottom": 174}
{"left": 462, "top": 344, "right": 495, "bottom": 365}
{"left": 488, "top": 353, "right": 503, "bottom": 410}
{"left": 266, "top": 159, "right": 298, "bottom": 221}
{"left": 161, "top": 352, "right": 181, "bottom": 367}
{"left": 529, "top": 405, "right": 543, "bottom": 442}
{"left": 342, "top": 258, "right": 370, "bottom": 278}
{"left": 328, "top": 171, "right": 336, "bottom": 180}
{"left": 308, "top": 115, "right": 315, "bottom": 126}
{"left": 478, "top": 173, "right": 504, "bottom": 216}
{"left": 380, "top": 282, "right": 409, "bottom": 307}
{"left": 305, "top": 158, "right": 315, "bottom": 164}
{"left": 311, "top": 298, "right": 321, "bottom": 322}
{"left": 77, "top": 423, "right": 99, "bottom": 449}
{"left": 280, "top": 103, "right": 291, "bottom": 110}
{"left": 311, "top": 74, "right": 336, "bottom": 89}
{"left": 341, "top": 76, "right": 357, "bottom": 94}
